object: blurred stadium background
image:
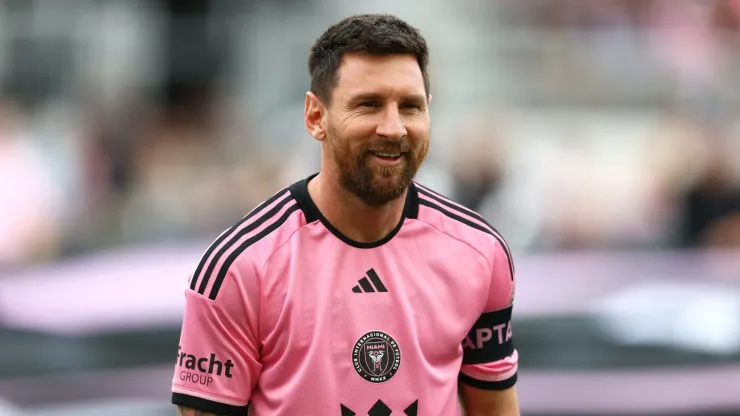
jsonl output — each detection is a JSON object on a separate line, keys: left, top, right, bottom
{"left": 1, "top": 0, "right": 740, "bottom": 415}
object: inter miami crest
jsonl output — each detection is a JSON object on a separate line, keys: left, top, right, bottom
{"left": 352, "top": 331, "right": 401, "bottom": 383}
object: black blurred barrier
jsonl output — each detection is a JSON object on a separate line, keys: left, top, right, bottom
{"left": 2, "top": 316, "right": 740, "bottom": 379}
{"left": 1, "top": 316, "right": 739, "bottom": 415}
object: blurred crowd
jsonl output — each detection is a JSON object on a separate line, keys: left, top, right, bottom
{"left": 1, "top": 0, "right": 740, "bottom": 270}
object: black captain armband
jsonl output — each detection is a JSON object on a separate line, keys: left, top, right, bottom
{"left": 461, "top": 305, "right": 514, "bottom": 364}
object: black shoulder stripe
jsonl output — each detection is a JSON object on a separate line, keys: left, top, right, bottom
{"left": 208, "top": 203, "right": 300, "bottom": 300}
{"left": 416, "top": 185, "right": 514, "bottom": 274}
{"left": 190, "top": 188, "right": 290, "bottom": 291}
{"left": 195, "top": 193, "right": 294, "bottom": 295}
{"left": 416, "top": 185, "right": 495, "bottom": 232}
{"left": 419, "top": 198, "right": 514, "bottom": 281}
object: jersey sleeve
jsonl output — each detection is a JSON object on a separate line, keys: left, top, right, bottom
{"left": 171, "top": 259, "right": 262, "bottom": 415}
{"left": 459, "top": 240, "right": 518, "bottom": 390}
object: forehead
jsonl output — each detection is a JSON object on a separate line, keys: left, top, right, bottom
{"left": 333, "top": 53, "right": 426, "bottom": 101}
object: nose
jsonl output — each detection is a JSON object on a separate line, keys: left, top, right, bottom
{"left": 376, "top": 105, "right": 407, "bottom": 141}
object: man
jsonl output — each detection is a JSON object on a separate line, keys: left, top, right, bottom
{"left": 173, "top": 14, "right": 519, "bottom": 416}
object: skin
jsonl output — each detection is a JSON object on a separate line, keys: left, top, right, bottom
{"left": 176, "top": 408, "right": 220, "bottom": 416}
{"left": 459, "top": 384, "right": 520, "bottom": 416}
{"left": 177, "top": 51, "right": 519, "bottom": 416}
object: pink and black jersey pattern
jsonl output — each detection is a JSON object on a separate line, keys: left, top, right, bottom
{"left": 172, "top": 174, "right": 517, "bottom": 416}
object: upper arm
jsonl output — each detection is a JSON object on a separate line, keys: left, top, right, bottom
{"left": 459, "top": 238, "right": 519, "bottom": 412}
{"left": 171, "top": 256, "right": 262, "bottom": 416}
{"left": 177, "top": 405, "right": 229, "bottom": 416}
{"left": 459, "top": 384, "right": 519, "bottom": 416}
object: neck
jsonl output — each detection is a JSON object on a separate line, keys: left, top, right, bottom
{"left": 308, "top": 172, "right": 407, "bottom": 244}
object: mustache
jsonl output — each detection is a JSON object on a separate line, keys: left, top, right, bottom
{"left": 364, "top": 142, "right": 412, "bottom": 154}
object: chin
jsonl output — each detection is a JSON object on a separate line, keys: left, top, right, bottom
{"left": 359, "top": 191, "right": 405, "bottom": 207}
{"left": 374, "top": 176, "right": 412, "bottom": 198}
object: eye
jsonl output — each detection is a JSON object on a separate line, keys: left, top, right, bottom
{"left": 401, "top": 102, "right": 424, "bottom": 110}
{"left": 359, "top": 101, "right": 381, "bottom": 108}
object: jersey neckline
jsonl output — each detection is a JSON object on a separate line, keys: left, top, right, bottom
{"left": 288, "top": 173, "right": 419, "bottom": 249}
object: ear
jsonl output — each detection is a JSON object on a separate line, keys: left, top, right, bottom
{"left": 305, "top": 91, "right": 327, "bottom": 141}
{"left": 427, "top": 94, "right": 432, "bottom": 106}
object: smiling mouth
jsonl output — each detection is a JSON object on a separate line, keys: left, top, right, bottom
{"left": 370, "top": 151, "right": 404, "bottom": 160}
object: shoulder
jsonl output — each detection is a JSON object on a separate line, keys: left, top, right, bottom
{"left": 187, "top": 185, "right": 307, "bottom": 300}
{"left": 412, "top": 181, "right": 514, "bottom": 277}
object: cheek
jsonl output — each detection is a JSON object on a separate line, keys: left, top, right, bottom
{"left": 336, "top": 123, "right": 373, "bottom": 151}
{"left": 406, "top": 117, "right": 430, "bottom": 139}
{"left": 343, "top": 118, "right": 377, "bottom": 139}
{"left": 329, "top": 132, "right": 364, "bottom": 159}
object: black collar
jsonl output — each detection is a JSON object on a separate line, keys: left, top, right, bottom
{"left": 288, "top": 173, "right": 419, "bottom": 249}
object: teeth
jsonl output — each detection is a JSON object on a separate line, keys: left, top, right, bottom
{"left": 374, "top": 152, "right": 401, "bottom": 158}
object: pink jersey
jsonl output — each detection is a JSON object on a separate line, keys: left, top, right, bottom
{"left": 172, "top": 174, "right": 518, "bottom": 415}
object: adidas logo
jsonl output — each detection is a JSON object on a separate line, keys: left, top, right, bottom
{"left": 351, "top": 269, "right": 388, "bottom": 293}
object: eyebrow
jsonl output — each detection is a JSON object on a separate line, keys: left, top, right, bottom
{"left": 348, "top": 92, "right": 427, "bottom": 104}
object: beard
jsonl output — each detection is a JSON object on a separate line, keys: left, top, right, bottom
{"left": 327, "top": 124, "right": 429, "bottom": 207}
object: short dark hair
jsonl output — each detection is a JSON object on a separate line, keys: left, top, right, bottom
{"left": 308, "top": 14, "right": 430, "bottom": 104}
